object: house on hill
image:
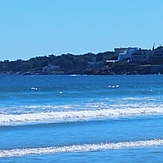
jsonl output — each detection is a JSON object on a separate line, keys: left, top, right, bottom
{"left": 131, "top": 49, "right": 151, "bottom": 63}
{"left": 118, "top": 47, "right": 138, "bottom": 61}
{"left": 151, "top": 46, "right": 163, "bottom": 64}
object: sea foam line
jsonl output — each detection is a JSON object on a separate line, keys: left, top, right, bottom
{"left": 0, "top": 139, "right": 163, "bottom": 157}
{"left": 1, "top": 107, "right": 163, "bottom": 125}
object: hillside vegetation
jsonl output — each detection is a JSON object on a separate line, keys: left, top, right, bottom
{"left": 1, "top": 51, "right": 163, "bottom": 75}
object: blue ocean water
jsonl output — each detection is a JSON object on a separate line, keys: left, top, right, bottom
{"left": 0, "top": 75, "right": 163, "bottom": 162}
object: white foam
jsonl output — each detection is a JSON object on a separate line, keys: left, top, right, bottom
{"left": 30, "top": 87, "right": 39, "bottom": 91}
{"left": 1, "top": 106, "right": 163, "bottom": 125}
{"left": 0, "top": 139, "right": 163, "bottom": 157}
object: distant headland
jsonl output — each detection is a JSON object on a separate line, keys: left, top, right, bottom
{"left": 1, "top": 45, "right": 163, "bottom": 75}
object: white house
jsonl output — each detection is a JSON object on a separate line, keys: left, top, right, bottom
{"left": 118, "top": 47, "right": 138, "bottom": 61}
{"left": 106, "top": 47, "right": 127, "bottom": 63}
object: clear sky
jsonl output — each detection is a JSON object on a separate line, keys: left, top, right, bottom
{"left": 0, "top": 0, "right": 163, "bottom": 61}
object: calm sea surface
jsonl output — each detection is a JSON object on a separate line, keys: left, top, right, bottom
{"left": 0, "top": 75, "right": 163, "bottom": 162}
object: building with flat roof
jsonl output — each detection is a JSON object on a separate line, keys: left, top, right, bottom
{"left": 131, "top": 49, "right": 151, "bottom": 62}
{"left": 118, "top": 47, "right": 138, "bottom": 61}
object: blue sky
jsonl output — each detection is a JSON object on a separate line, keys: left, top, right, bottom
{"left": 0, "top": 0, "right": 163, "bottom": 61}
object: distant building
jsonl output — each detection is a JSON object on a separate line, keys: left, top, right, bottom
{"left": 118, "top": 47, "right": 138, "bottom": 61}
{"left": 106, "top": 48, "right": 127, "bottom": 63}
{"left": 131, "top": 49, "right": 151, "bottom": 62}
{"left": 42, "top": 64, "right": 60, "bottom": 73}
{"left": 88, "top": 61, "right": 101, "bottom": 68}
{"left": 151, "top": 46, "right": 163, "bottom": 64}
{"left": 114, "top": 48, "right": 127, "bottom": 57}
{"left": 152, "top": 46, "right": 163, "bottom": 57}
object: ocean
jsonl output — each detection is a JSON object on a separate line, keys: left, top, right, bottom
{"left": 0, "top": 75, "right": 163, "bottom": 163}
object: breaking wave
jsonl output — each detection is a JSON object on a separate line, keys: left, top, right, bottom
{"left": 1, "top": 106, "right": 163, "bottom": 126}
{"left": 0, "top": 139, "right": 163, "bottom": 157}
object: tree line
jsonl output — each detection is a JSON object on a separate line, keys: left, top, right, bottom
{"left": 0, "top": 51, "right": 114, "bottom": 75}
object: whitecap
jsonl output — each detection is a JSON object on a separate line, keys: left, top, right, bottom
{"left": 30, "top": 87, "right": 39, "bottom": 91}
{"left": 1, "top": 106, "right": 163, "bottom": 126}
{"left": 0, "top": 139, "right": 163, "bottom": 157}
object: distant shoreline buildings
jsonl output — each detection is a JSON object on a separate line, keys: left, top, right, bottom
{"left": 1, "top": 45, "right": 163, "bottom": 75}
{"left": 106, "top": 45, "right": 163, "bottom": 64}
